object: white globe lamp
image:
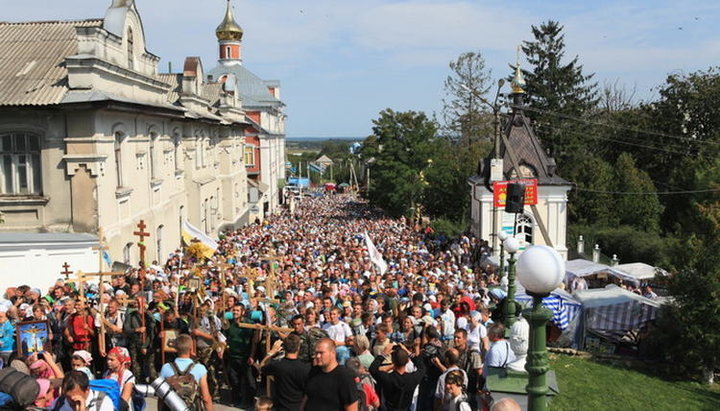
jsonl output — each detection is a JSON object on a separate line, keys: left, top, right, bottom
{"left": 517, "top": 245, "right": 564, "bottom": 294}
{"left": 498, "top": 231, "right": 509, "bottom": 241}
{"left": 503, "top": 237, "right": 520, "bottom": 254}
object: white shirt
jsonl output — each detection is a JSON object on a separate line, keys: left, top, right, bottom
{"left": 54, "top": 390, "right": 114, "bottom": 411}
{"left": 322, "top": 321, "right": 353, "bottom": 343}
{"left": 440, "top": 309, "right": 455, "bottom": 338}
{"left": 467, "top": 323, "right": 487, "bottom": 353}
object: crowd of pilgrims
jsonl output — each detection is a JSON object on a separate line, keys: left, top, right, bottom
{"left": 0, "top": 194, "right": 525, "bottom": 411}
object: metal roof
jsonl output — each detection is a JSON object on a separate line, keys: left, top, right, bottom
{"left": 207, "top": 64, "right": 283, "bottom": 109}
{"left": 0, "top": 19, "right": 103, "bottom": 106}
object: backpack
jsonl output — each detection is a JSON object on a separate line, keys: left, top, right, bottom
{"left": 0, "top": 367, "right": 40, "bottom": 408}
{"left": 355, "top": 380, "right": 369, "bottom": 411}
{"left": 304, "top": 327, "right": 329, "bottom": 359}
{"left": 89, "top": 379, "right": 125, "bottom": 411}
{"left": 165, "top": 361, "right": 201, "bottom": 410}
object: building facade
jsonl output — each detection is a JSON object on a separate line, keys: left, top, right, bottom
{"left": 0, "top": 0, "right": 273, "bottom": 275}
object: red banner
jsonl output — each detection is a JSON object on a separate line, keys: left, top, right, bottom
{"left": 493, "top": 179, "right": 538, "bottom": 208}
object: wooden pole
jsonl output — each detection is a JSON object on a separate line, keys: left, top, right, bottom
{"left": 133, "top": 220, "right": 151, "bottom": 267}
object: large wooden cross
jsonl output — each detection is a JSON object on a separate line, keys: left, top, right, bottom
{"left": 61, "top": 262, "right": 73, "bottom": 280}
{"left": 133, "top": 220, "right": 151, "bottom": 267}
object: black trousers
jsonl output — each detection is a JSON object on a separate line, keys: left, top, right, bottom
{"left": 226, "top": 357, "right": 256, "bottom": 406}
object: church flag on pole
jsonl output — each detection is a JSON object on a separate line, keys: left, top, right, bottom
{"left": 364, "top": 231, "right": 387, "bottom": 275}
{"left": 182, "top": 220, "right": 219, "bottom": 258}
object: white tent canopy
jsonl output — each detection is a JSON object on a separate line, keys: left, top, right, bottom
{"left": 565, "top": 258, "right": 641, "bottom": 287}
{"left": 614, "top": 262, "right": 668, "bottom": 281}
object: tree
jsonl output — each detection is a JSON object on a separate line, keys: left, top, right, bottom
{"left": 565, "top": 154, "right": 616, "bottom": 226}
{"left": 442, "top": 51, "right": 494, "bottom": 146}
{"left": 520, "top": 20, "right": 598, "bottom": 164}
{"left": 640, "top": 67, "right": 720, "bottom": 234}
{"left": 363, "top": 109, "right": 437, "bottom": 217}
{"left": 613, "top": 153, "right": 663, "bottom": 232}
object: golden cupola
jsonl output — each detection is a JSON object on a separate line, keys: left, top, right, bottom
{"left": 216, "top": 0, "right": 243, "bottom": 41}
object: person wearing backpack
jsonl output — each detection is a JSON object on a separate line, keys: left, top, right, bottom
{"left": 52, "top": 370, "right": 114, "bottom": 411}
{"left": 158, "top": 334, "right": 213, "bottom": 411}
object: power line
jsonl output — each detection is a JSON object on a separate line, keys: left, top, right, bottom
{"left": 574, "top": 187, "right": 720, "bottom": 195}
{"left": 534, "top": 123, "right": 691, "bottom": 156}
{"left": 520, "top": 105, "right": 720, "bottom": 148}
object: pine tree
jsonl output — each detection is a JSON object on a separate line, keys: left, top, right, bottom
{"left": 520, "top": 20, "right": 598, "bottom": 163}
{"left": 442, "top": 51, "right": 494, "bottom": 146}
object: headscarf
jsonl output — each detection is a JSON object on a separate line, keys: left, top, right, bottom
{"left": 73, "top": 350, "right": 93, "bottom": 365}
{"left": 108, "top": 346, "right": 131, "bottom": 364}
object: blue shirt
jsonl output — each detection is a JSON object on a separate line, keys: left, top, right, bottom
{"left": 160, "top": 358, "right": 208, "bottom": 383}
{"left": 0, "top": 321, "right": 15, "bottom": 353}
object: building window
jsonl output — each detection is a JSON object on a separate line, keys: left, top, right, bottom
{"left": 156, "top": 225, "right": 163, "bottom": 262}
{"left": 244, "top": 146, "right": 255, "bottom": 167}
{"left": 0, "top": 133, "right": 42, "bottom": 195}
{"left": 127, "top": 29, "right": 134, "bottom": 70}
{"left": 173, "top": 133, "right": 182, "bottom": 171}
{"left": 123, "top": 242, "right": 133, "bottom": 265}
{"left": 516, "top": 214, "right": 534, "bottom": 246}
{"left": 225, "top": 46, "right": 231, "bottom": 58}
{"left": 114, "top": 132, "right": 124, "bottom": 187}
{"left": 149, "top": 132, "right": 158, "bottom": 179}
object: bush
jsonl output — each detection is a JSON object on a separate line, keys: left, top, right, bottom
{"left": 567, "top": 224, "right": 682, "bottom": 269}
{"left": 431, "top": 217, "right": 468, "bottom": 238}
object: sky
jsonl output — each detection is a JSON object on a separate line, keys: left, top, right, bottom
{"left": 4, "top": 0, "right": 720, "bottom": 138}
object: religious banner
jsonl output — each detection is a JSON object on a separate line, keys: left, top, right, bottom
{"left": 364, "top": 231, "right": 388, "bottom": 275}
{"left": 182, "top": 220, "right": 219, "bottom": 258}
{"left": 493, "top": 179, "right": 538, "bottom": 207}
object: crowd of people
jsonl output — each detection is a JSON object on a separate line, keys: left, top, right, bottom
{"left": 0, "top": 193, "right": 527, "bottom": 411}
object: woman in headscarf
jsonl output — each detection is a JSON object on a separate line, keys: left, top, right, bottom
{"left": 104, "top": 346, "right": 135, "bottom": 405}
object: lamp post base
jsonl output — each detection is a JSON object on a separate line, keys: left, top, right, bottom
{"left": 524, "top": 292, "right": 552, "bottom": 411}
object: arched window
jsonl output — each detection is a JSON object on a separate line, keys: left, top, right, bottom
{"left": 225, "top": 46, "right": 232, "bottom": 58}
{"left": 127, "top": 29, "right": 135, "bottom": 70}
{"left": 0, "top": 132, "right": 42, "bottom": 195}
{"left": 516, "top": 214, "right": 534, "bottom": 246}
{"left": 114, "top": 132, "right": 124, "bottom": 187}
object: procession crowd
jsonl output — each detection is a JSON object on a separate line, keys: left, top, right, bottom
{"left": 0, "top": 194, "right": 525, "bottom": 411}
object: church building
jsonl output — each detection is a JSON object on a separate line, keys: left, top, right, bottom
{"left": 469, "top": 64, "right": 572, "bottom": 259}
{"left": 0, "top": 0, "right": 284, "bottom": 289}
{"left": 208, "top": 1, "right": 287, "bottom": 221}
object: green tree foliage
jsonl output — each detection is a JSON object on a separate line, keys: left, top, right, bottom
{"left": 442, "top": 51, "right": 494, "bottom": 145}
{"left": 613, "top": 153, "right": 663, "bottom": 232}
{"left": 423, "top": 138, "right": 492, "bottom": 220}
{"left": 656, "top": 235, "right": 720, "bottom": 384}
{"left": 565, "top": 154, "right": 616, "bottom": 226}
{"left": 363, "top": 109, "right": 437, "bottom": 217}
{"left": 640, "top": 67, "right": 720, "bottom": 234}
{"left": 520, "top": 20, "right": 598, "bottom": 165}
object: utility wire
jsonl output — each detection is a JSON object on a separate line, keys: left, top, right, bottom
{"left": 573, "top": 187, "right": 720, "bottom": 195}
{"left": 534, "top": 124, "right": 691, "bottom": 156}
{"left": 519, "top": 105, "right": 720, "bottom": 147}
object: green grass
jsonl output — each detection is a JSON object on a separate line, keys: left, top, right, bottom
{"left": 550, "top": 354, "right": 720, "bottom": 410}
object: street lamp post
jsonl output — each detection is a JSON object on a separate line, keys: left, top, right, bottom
{"left": 516, "top": 245, "right": 565, "bottom": 411}
{"left": 498, "top": 231, "right": 509, "bottom": 275}
{"left": 503, "top": 236, "right": 520, "bottom": 330}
